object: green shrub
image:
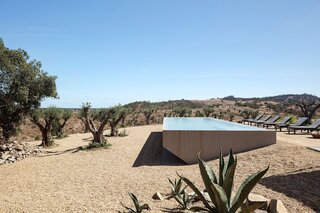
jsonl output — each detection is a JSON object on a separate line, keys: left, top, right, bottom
{"left": 287, "top": 114, "right": 298, "bottom": 124}
{"left": 118, "top": 129, "right": 128, "bottom": 137}
{"left": 80, "top": 141, "right": 111, "bottom": 150}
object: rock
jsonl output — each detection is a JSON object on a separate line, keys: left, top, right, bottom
{"left": 1, "top": 152, "right": 11, "bottom": 160}
{"left": 0, "top": 144, "right": 7, "bottom": 151}
{"left": 269, "top": 199, "right": 288, "bottom": 213}
{"left": 248, "top": 193, "right": 270, "bottom": 210}
{"left": 14, "top": 144, "right": 24, "bottom": 151}
{"left": 254, "top": 210, "right": 268, "bottom": 213}
{"left": 152, "top": 192, "right": 165, "bottom": 200}
{"left": 0, "top": 141, "right": 44, "bottom": 166}
{"left": 8, "top": 157, "right": 16, "bottom": 162}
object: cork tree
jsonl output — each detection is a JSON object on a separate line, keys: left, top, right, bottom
{"left": 0, "top": 38, "right": 57, "bottom": 143}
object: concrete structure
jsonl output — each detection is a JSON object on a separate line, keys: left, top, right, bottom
{"left": 162, "top": 117, "right": 276, "bottom": 164}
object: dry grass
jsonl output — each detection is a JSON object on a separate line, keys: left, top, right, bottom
{"left": 1, "top": 125, "right": 319, "bottom": 212}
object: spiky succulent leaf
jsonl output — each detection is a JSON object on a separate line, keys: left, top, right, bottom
{"left": 129, "top": 193, "right": 140, "bottom": 212}
{"left": 179, "top": 174, "right": 216, "bottom": 212}
{"left": 140, "top": 204, "right": 150, "bottom": 211}
{"left": 189, "top": 206, "right": 212, "bottom": 212}
{"left": 219, "top": 149, "right": 225, "bottom": 186}
{"left": 211, "top": 183, "right": 229, "bottom": 213}
{"left": 230, "top": 166, "right": 269, "bottom": 212}
{"left": 223, "top": 157, "right": 237, "bottom": 207}
{"left": 223, "top": 149, "right": 235, "bottom": 178}
{"left": 198, "top": 154, "right": 219, "bottom": 207}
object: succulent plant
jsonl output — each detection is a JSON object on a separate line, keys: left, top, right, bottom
{"left": 172, "top": 189, "right": 194, "bottom": 210}
{"left": 120, "top": 193, "right": 150, "bottom": 213}
{"left": 179, "top": 150, "right": 269, "bottom": 213}
{"left": 168, "top": 177, "right": 187, "bottom": 199}
{"left": 168, "top": 177, "right": 193, "bottom": 209}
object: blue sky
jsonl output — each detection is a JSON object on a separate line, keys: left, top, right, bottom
{"left": 1, "top": 0, "right": 319, "bottom": 107}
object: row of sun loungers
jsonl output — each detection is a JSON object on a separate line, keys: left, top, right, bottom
{"left": 242, "top": 114, "right": 320, "bottom": 134}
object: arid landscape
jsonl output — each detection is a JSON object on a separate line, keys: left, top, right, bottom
{"left": 0, "top": 125, "right": 319, "bottom": 212}
{"left": 1, "top": 1, "right": 320, "bottom": 212}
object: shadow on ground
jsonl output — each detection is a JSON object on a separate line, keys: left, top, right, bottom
{"left": 37, "top": 147, "right": 80, "bottom": 157}
{"left": 132, "top": 131, "right": 186, "bottom": 167}
{"left": 260, "top": 168, "right": 320, "bottom": 212}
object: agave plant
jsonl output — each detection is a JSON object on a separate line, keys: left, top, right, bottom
{"left": 120, "top": 193, "right": 150, "bottom": 213}
{"left": 168, "top": 177, "right": 193, "bottom": 209}
{"left": 179, "top": 150, "right": 269, "bottom": 213}
{"left": 168, "top": 177, "right": 188, "bottom": 199}
{"left": 172, "top": 189, "right": 194, "bottom": 210}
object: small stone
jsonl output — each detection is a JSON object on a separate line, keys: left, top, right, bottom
{"left": 14, "top": 144, "right": 24, "bottom": 151}
{"left": 152, "top": 192, "right": 165, "bottom": 200}
{"left": 1, "top": 153, "right": 11, "bottom": 160}
{"left": 248, "top": 193, "right": 270, "bottom": 210}
{"left": 269, "top": 199, "right": 288, "bottom": 213}
{"left": 254, "top": 210, "right": 268, "bottom": 213}
{"left": 0, "top": 159, "right": 5, "bottom": 165}
{"left": 0, "top": 145, "right": 7, "bottom": 151}
{"left": 8, "top": 157, "right": 16, "bottom": 162}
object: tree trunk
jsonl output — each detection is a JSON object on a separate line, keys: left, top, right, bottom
{"left": 92, "top": 129, "right": 106, "bottom": 143}
{"left": 41, "top": 129, "right": 52, "bottom": 146}
{"left": 110, "top": 125, "right": 117, "bottom": 136}
{"left": 84, "top": 120, "right": 90, "bottom": 133}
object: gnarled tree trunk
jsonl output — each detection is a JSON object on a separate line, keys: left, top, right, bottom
{"left": 296, "top": 101, "right": 320, "bottom": 124}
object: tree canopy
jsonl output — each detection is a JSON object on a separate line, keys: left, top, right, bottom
{"left": 0, "top": 38, "right": 57, "bottom": 142}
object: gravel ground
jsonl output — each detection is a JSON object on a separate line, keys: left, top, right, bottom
{"left": 0, "top": 125, "right": 319, "bottom": 212}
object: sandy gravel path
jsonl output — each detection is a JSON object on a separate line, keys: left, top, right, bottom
{"left": 0, "top": 125, "right": 319, "bottom": 212}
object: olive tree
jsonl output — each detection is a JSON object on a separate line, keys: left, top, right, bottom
{"left": 108, "top": 106, "right": 128, "bottom": 136}
{"left": 172, "top": 107, "right": 192, "bottom": 117}
{"left": 203, "top": 106, "right": 215, "bottom": 117}
{"left": 296, "top": 100, "right": 320, "bottom": 123}
{"left": 82, "top": 103, "right": 112, "bottom": 144}
{"left": 54, "top": 109, "right": 72, "bottom": 138}
{"left": 30, "top": 107, "right": 61, "bottom": 146}
{"left": 78, "top": 102, "right": 91, "bottom": 133}
{"left": 0, "top": 38, "right": 57, "bottom": 143}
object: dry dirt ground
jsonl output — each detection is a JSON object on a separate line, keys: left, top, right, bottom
{"left": 1, "top": 125, "right": 320, "bottom": 212}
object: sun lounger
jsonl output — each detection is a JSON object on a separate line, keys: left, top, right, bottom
{"left": 242, "top": 114, "right": 263, "bottom": 124}
{"left": 275, "top": 117, "right": 308, "bottom": 132}
{"left": 257, "top": 115, "right": 280, "bottom": 127}
{"left": 263, "top": 116, "right": 291, "bottom": 129}
{"left": 288, "top": 119, "right": 320, "bottom": 134}
{"left": 249, "top": 115, "right": 272, "bottom": 126}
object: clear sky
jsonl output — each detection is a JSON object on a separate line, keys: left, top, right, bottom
{"left": 1, "top": 0, "right": 319, "bottom": 107}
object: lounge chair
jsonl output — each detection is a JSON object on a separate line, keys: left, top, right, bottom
{"left": 249, "top": 115, "right": 272, "bottom": 126}
{"left": 242, "top": 114, "right": 263, "bottom": 124}
{"left": 263, "top": 116, "right": 291, "bottom": 129}
{"left": 288, "top": 119, "right": 320, "bottom": 134}
{"left": 275, "top": 117, "right": 308, "bottom": 132}
{"left": 257, "top": 115, "right": 280, "bottom": 127}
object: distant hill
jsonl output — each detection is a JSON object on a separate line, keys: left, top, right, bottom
{"left": 123, "top": 99, "right": 205, "bottom": 110}
{"left": 222, "top": 94, "right": 320, "bottom": 104}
